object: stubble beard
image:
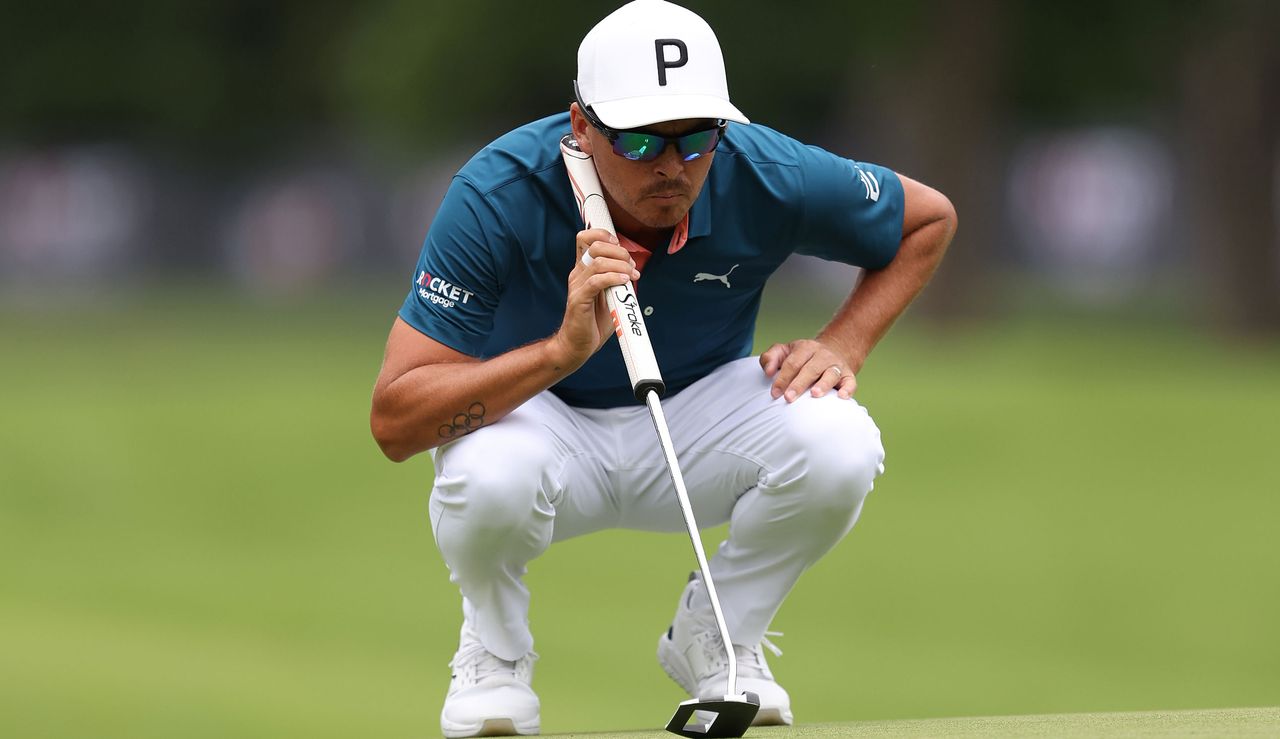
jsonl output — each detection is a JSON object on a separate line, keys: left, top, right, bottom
{"left": 638, "top": 205, "right": 686, "bottom": 230}
{"left": 632, "top": 188, "right": 694, "bottom": 230}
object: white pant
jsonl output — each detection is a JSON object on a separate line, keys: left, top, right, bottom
{"left": 429, "top": 356, "right": 886, "bottom": 661}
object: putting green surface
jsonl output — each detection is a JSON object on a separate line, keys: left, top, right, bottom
{"left": 554, "top": 707, "right": 1280, "bottom": 737}
{"left": 2, "top": 284, "right": 1278, "bottom": 737}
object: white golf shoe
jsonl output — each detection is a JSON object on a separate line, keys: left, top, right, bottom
{"left": 440, "top": 620, "right": 540, "bottom": 737}
{"left": 657, "top": 573, "right": 794, "bottom": 726}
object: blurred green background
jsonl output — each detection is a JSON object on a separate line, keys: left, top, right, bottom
{"left": 1, "top": 1, "right": 1278, "bottom": 737}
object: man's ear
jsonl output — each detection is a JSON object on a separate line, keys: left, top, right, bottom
{"left": 569, "top": 103, "right": 595, "bottom": 156}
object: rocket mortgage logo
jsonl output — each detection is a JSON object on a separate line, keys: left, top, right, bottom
{"left": 417, "top": 270, "right": 474, "bottom": 309}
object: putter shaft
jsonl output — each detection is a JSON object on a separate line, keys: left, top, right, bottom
{"left": 644, "top": 389, "right": 739, "bottom": 696}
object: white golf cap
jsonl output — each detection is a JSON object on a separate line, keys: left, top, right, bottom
{"left": 576, "top": 0, "right": 749, "bottom": 130}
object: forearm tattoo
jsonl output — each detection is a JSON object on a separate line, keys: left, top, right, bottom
{"left": 438, "top": 402, "right": 486, "bottom": 440}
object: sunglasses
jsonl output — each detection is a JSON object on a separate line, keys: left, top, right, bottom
{"left": 574, "top": 81, "right": 726, "bottom": 163}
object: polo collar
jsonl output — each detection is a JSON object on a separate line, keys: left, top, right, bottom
{"left": 689, "top": 184, "right": 712, "bottom": 239}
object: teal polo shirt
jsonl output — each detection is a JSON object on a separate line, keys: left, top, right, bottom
{"left": 399, "top": 112, "right": 904, "bottom": 409}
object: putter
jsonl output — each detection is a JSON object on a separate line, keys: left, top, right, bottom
{"left": 561, "top": 133, "right": 760, "bottom": 737}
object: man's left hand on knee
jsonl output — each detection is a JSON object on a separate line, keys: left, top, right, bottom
{"left": 759, "top": 339, "right": 858, "bottom": 403}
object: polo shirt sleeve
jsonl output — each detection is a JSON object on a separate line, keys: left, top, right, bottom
{"left": 792, "top": 145, "right": 905, "bottom": 270}
{"left": 398, "top": 176, "right": 509, "bottom": 356}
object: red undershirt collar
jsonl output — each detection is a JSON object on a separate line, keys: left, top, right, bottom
{"left": 615, "top": 213, "right": 689, "bottom": 274}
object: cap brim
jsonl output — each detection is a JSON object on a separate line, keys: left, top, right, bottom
{"left": 592, "top": 94, "right": 749, "bottom": 129}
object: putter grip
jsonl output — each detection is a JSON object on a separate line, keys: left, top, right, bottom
{"left": 561, "top": 135, "right": 665, "bottom": 400}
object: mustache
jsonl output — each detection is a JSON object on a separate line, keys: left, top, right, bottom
{"left": 640, "top": 181, "right": 691, "bottom": 198}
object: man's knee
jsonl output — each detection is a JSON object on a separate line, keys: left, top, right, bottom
{"left": 770, "top": 397, "right": 885, "bottom": 514}
{"left": 432, "top": 427, "right": 559, "bottom": 540}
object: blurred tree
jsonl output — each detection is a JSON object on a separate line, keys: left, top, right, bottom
{"left": 1179, "top": 0, "right": 1280, "bottom": 333}
{"left": 843, "top": 0, "right": 1009, "bottom": 321}
{"left": 0, "top": 0, "right": 357, "bottom": 160}
{"left": 1008, "top": 0, "right": 1182, "bottom": 122}
{"left": 851, "top": 0, "right": 1191, "bottom": 321}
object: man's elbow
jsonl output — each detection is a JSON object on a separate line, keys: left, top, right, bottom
{"left": 370, "top": 408, "right": 419, "bottom": 463}
{"left": 910, "top": 187, "right": 958, "bottom": 263}
{"left": 937, "top": 192, "right": 958, "bottom": 242}
{"left": 922, "top": 187, "right": 958, "bottom": 241}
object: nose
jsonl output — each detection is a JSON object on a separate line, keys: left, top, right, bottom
{"left": 651, "top": 144, "right": 687, "bottom": 179}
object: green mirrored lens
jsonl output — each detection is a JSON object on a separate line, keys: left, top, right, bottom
{"left": 615, "top": 132, "right": 663, "bottom": 161}
{"left": 677, "top": 129, "right": 719, "bottom": 160}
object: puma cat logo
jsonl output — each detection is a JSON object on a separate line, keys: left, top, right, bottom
{"left": 693, "top": 264, "right": 739, "bottom": 288}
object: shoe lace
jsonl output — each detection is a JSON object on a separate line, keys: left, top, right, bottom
{"left": 734, "top": 631, "right": 783, "bottom": 679}
{"left": 449, "top": 642, "right": 538, "bottom": 689}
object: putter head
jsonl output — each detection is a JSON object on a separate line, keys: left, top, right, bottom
{"left": 665, "top": 692, "right": 760, "bottom": 738}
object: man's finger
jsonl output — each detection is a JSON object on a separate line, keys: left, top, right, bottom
{"left": 580, "top": 255, "right": 640, "bottom": 282}
{"left": 575, "top": 231, "right": 620, "bottom": 266}
{"left": 836, "top": 374, "right": 858, "bottom": 399}
{"left": 809, "top": 363, "right": 845, "bottom": 398}
{"left": 576, "top": 227, "right": 614, "bottom": 253}
{"left": 580, "top": 241, "right": 631, "bottom": 268}
{"left": 759, "top": 343, "right": 790, "bottom": 377}
{"left": 771, "top": 344, "right": 816, "bottom": 399}
{"left": 781, "top": 358, "right": 832, "bottom": 403}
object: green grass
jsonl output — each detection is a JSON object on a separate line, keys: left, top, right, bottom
{"left": 552, "top": 707, "right": 1280, "bottom": 737}
{"left": 2, "top": 285, "right": 1278, "bottom": 737}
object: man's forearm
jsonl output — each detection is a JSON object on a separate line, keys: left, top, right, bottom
{"left": 818, "top": 209, "right": 955, "bottom": 373}
{"left": 372, "top": 337, "right": 580, "bottom": 461}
